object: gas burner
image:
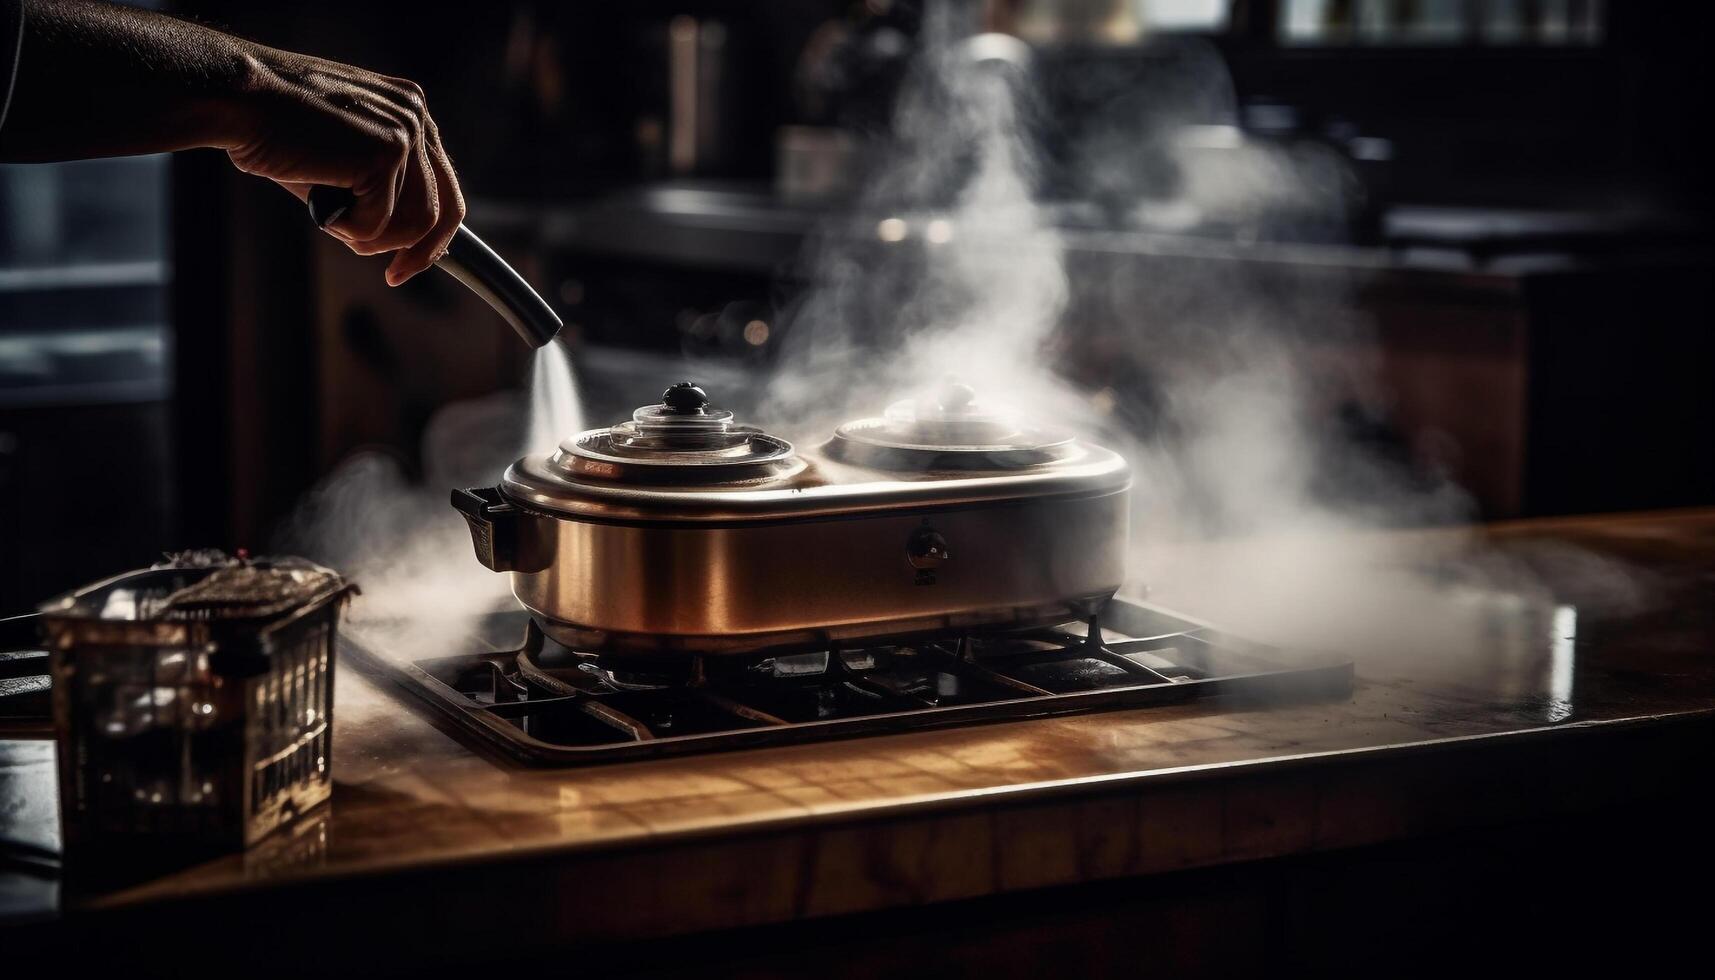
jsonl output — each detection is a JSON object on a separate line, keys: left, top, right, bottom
{"left": 343, "top": 598, "right": 1352, "bottom": 766}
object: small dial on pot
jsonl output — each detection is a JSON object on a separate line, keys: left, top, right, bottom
{"left": 906, "top": 526, "right": 951, "bottom": 569}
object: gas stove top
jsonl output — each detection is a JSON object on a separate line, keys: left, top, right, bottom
{"left": 343, "top": 599, "right": 1352, "bottom": 766}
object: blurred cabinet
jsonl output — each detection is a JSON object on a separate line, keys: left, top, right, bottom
{"left": 309, "top": 228, "right": 525, "bottom": 477}
{"left": 1060, "top": 244, "right": 1715, "bottom": 519}
{"left": 0, "top": 156, "right": 173, "bottom": 609}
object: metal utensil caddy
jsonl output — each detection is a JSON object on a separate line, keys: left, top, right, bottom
{"left": 41, "top": 560, "right": 354, "bottom": 854}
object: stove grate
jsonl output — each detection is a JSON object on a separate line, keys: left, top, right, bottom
{"left": 342, "top": 598, "right": 1352, "bottom": 766}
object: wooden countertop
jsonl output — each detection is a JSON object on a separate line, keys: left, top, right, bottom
{"left": 4, "top": 509, "right": 1714, "bottom": 952}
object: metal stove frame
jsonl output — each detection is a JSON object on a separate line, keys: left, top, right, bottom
{"left": 342, "top": 598, "right": 1353, "bottom": 766}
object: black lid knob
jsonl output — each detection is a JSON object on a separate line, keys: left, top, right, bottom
{"left": 662, "top": 381, "right": 710, "bottom": 415}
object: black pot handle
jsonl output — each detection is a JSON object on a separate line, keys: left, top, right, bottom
{"left": 308, "top": 186, "right": 563, "bottom": 349}
{"left": 451, "top": 487, "right": 518, "bottom": 572}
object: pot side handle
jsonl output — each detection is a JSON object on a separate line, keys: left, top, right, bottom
{"left": 451, "top": 487, "right": 518, "bottom": 572}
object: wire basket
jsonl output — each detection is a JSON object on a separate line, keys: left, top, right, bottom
{"left": 39, "top": 557, "right": 355, "bottom": 857}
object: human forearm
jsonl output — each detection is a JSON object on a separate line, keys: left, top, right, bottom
{"left": 0, "top": 0, "right": 465, "bottom": 284}
{"left": 0, "top": 0, "right": 258, "bottom": 160}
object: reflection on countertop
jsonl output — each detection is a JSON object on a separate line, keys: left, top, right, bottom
{"left": 3, "top": 511, "right": 1712, "bottom": 913}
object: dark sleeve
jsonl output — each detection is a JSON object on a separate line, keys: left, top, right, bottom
{"left": 0, "top": 0, "right": 21, "bottom": 140}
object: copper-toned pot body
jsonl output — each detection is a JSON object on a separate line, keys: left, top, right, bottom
{"left": 455, "top": 385, "right": 1132, "bottom": 656}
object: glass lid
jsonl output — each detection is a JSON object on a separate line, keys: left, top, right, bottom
{"left": 827, "top": 381, "right": 1075, "bottom": 470}
{"left": 551, "top": 382, "right": 800, "bottom": 485}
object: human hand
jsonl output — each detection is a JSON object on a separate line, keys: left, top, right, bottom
{"left": 223, "top": 45, "right": 465, "bottom": 285}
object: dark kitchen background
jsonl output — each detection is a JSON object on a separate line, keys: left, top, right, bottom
{"left": 2, "top": 0, "right": 1711, "bottom": 611}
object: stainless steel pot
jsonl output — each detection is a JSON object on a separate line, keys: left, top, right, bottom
{"left": 455, "top": 382, "right": 1130, "bottom": 654}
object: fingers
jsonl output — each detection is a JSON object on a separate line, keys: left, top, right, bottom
{"left": 276, "top": 180, "right": 313, "bottom": 204}
{"left": 327, "top": 79, "right": 458, "bottom": 284}
{"left": 326, "top": 116, "right": 408, "bottom": 244}
{"left": 346, "top": 133, "right": 438, "bottom": 258}
{"left": 386, "top": 121, "right": 465, "bottom": 285}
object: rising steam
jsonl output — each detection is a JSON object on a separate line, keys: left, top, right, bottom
{"left": 766, "top": 12, "right": 1647, "bottom": 676}
{"left": 279, "top": 343, "right": 581, "bottom": 662}
{"left": 768, "top": 21, "right": 1076, "bottom": 434}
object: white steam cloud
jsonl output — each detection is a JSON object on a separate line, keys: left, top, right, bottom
{"left": 279, "top": 344, "right": 581, "bottom": 664}
{"left": 768, "top": 23, "right": 1080, "bottom": 434}
{"left": 764, "top": 15, "right": 1649, "bottom": 678}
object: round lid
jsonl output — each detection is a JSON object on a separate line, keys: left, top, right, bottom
{"left": 827, "top": 381, "right": 1075, "bottom": 470}
{"left": 546, "top": 382, "right": 801, "bottom": 486}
